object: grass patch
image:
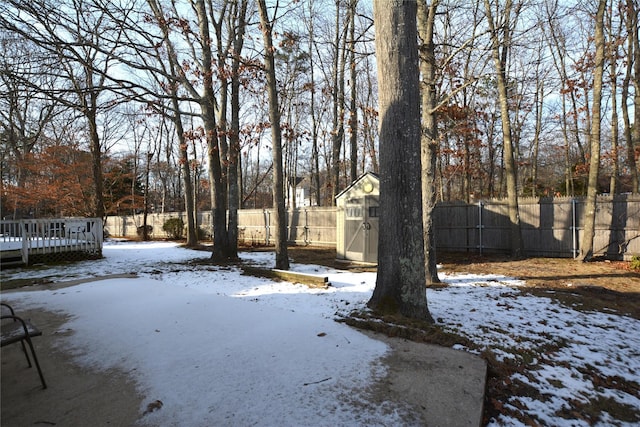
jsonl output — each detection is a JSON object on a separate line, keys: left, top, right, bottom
{"left": 1, "top": 276, "right": 55, "bottom": 291}
{"left": 523, "top": 286, "right": 640, "bottom": 320}
{"left": 556, "top": 396, "right": 640, "bottom": 424}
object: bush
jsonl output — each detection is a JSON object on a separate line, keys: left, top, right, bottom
{"left": 197, "top": 227, "right": 210, "bottom": 240}
{"left": 136, "top": 225, "right": 153, "bottom": 238}
{"left": 631, "top": 256, "right": 640, "bottom": 271}
{"left": 163, "top": 218, "right": 185, "bottom": 240}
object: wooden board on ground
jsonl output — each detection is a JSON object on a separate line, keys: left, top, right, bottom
{"left": 242, "top": 266, "right": 330, "bottom": 289}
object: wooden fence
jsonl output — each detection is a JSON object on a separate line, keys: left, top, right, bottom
{"left": 433, "top": 195, "right": 640, "bottom": 259}
{"left": 104, "top": 208, "right": 337, "bottom": 248}
{"left": 104, "top": 195, "right": 640, "bottom": 260}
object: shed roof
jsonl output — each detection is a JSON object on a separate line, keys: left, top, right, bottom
{"left": 335, "top": 172, "right": 379, "bottom": 201}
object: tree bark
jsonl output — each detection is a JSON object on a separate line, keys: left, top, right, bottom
{"left": 607, "top": 2, "right": 620, "bottom": 195}
{"left": 630, "top": 0, "right": 640, "bottom": 194}
{"left": 86, "top": 104, "right": 105, "bottom": 220}
{"left": 257, "top": 0, "right": 290, "bottom": 270}
{"left": 578, "top": 0, "right": 606, "bottom": 261}
{"left": 621, "top": 0, "right": 638, "bottom": 194}
{"left": 417, "top": 0, "right": 441, "bottom": 285}
{"left": 368, "top": 0, "right": 432, "bottom": 321}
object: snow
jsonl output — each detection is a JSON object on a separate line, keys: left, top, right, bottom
{"left": 2, "top": 241, "right": 639, "bottom": 426}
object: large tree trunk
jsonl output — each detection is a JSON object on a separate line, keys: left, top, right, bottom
{"left": 368, "top": 0, "right": 432, "bottom": 321}
{"left": 417, "top": 0, "right": 440, "bottom": 285}
{"left": 205, "top": 106, "right": 229, "bottom": 261}
{"left": 86, "top": 105, "right": 105, "bottom": 220}
{"left": 226, "top": 0, "right": 248, "bottom": 260}
{"left": 484, "top": 0, "right": 524, "bottom": 259}
{"left": 257, "top": 0, "right": 289, "bottom": 270}
{"left": 578, "top": 0, "right": 606, "bottom": 261}
{"left": 193, "top": 0, "right": 229, "bottom": 261}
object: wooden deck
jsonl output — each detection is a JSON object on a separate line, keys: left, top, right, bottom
{"left": 0, "top": 218, "right": 103, "bottom": 268}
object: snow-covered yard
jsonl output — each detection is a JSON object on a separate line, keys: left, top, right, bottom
{"left": 1, "top": 241, "right": 639, "bottom": 426}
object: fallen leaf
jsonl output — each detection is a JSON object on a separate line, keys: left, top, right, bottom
{"left": 143, "top": 399, "right": 163, "bottom": 415}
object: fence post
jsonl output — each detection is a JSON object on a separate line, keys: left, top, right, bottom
{"left": 304, "top": 209, "right": 309, "bottom": 245}
{"left": 21, "top": 220, "right": 29, "bottom": 265}
{"left": 477, "top": 201, "right": 484, "bottom": 255}
{"left": 571, "top": 198, "right": 578, "bottom": 258}
{"left": 264, "top": 210, "right": 271, "bottom": 245}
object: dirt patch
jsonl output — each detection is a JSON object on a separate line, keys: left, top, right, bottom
{"left": 438, "top": 252, "right": 640, "bottom": 320}
{"left": 438, "top": 252, "right": 640, "bottom": 294}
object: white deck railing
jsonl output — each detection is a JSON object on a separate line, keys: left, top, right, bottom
{"left": 0, "top": 218, "right": 103, "bottom": 265}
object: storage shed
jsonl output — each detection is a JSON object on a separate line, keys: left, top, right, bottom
{"left": 336, "top": 172, "right": 379, "bottom": 264}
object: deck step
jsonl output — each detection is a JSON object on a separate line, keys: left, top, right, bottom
{"left": 0, "top": 259, "right": 24, "bottom": 268}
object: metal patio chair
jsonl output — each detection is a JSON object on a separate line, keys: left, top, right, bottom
{"left": 1, "top": 303, "right": 47, "bottom": 389}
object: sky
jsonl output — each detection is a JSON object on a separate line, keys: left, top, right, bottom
{"left": 1, "top": 241, "right": 639, "bottom": 426}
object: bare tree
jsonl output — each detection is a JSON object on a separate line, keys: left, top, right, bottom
{"left": 144, "top": 0, "right": 199, "bottom": 245}
{"left": 189, "top": 0, "right": 231, "bottom": 260}
{"left": 331, "top": 0, "right": 348, "bottom": 203}
{"left": 305, "top": 2, "right": 322, "bottom": 206}
{"left": 578, "top": 0, "right": 606, "bottom": 261}
{"left": 368, "top": 0, "right": 432, "bottom": 321}
{"left": 606, "top": 0, "right": 622, "bottom": 195}
{"left": 257, "top": 0, "right": 289, "bottom": 270}
{"left": 227, "top": 0, "right": 249, "bottom": 259}
{"left": 484, "top": 0, "right": 524, "bottom": 259}
{"left": 0, "top": 0, "right": 127, "bottom": 219}
{"left": 544, "top": 1, "right": 577, "bottom": 196}
{"left": 0, "top": 35, "right": 61, "bottom": 218}
{"left": 417, "top": 0, "right": 441, "bottom": 284}
{"left": 627, "top": 0, "right": 640, "bottom": 194}
{"left": 347, "top": 0, "right": 358, "bottom": 183}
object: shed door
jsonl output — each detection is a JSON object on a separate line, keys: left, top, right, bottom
{"left": 345, "top": 195, "right": 379, "bottom": 263}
